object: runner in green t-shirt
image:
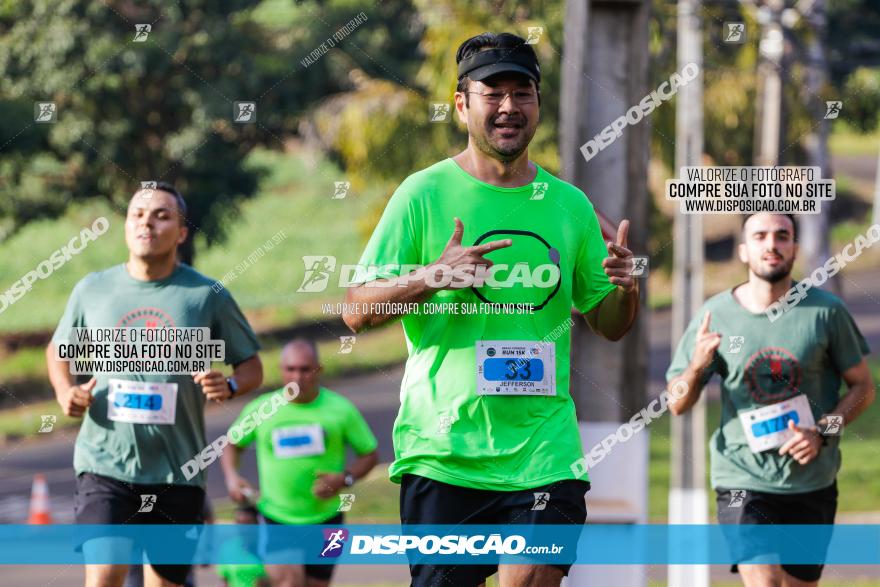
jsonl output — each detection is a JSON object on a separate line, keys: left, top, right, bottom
{"left": 47, "top": 184, "right": 263, "bottom": 587}
{"left": 221, "top": 338, "right": 378, "bottom": 587}
{"left": 342, "top": 32, "right": 639, "bottom": 587}
{"left": 666, "top": 213, "right": 875, "bottom": 586}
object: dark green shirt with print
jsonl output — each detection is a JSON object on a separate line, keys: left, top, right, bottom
{"left": 52, "top": 264, "right": 260, "bottom": 486}
{"left": 666, "top": 286, "right": 869, "bottom": 494}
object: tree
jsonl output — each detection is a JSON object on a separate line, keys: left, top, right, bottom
{"left": 0, "top": 0, "right": 422, "bottom": 263}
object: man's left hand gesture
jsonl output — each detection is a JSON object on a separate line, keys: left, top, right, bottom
{"left": 602, "top": 219, "right": 636, "bottom": 293}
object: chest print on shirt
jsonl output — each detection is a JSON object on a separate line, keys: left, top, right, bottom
{"left": 469, "top": 229, "right": 562, "bottom": 311}
{"left": 116, "top": 307, "right": 176, "bottom": 328}
{"left": 744, "top": 346, "right": 802, "bottom": 404}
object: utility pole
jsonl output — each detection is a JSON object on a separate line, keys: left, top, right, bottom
{"left": 560, "top": 0, "right": 650, "bottom": 425}
{"left": 669, "top": 0, "right": 708, "bottom": 585}
{"left": 755, "top": 0, "right": 785, "bottom": 167}
{"left": 798, "top": 0, "right": 839, "bottom": 292}
{"left": 560, "top": 2, "right": 651, "bottom": 584}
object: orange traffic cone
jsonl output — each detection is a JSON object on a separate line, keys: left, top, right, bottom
{"left": 27, "top": 473, "right": 52, "bottom": 525}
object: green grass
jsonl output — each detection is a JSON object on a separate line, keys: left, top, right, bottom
{"left": 0, "top": 148, "right": 387, "bottom": 334}
{"left": 0, "top": 398, "right": 77, "bottom": 437}
{"left": 829, "top": 120, "right": 880, "bottom": 157}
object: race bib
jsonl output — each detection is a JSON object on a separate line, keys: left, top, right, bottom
{"left": 476, "top": 340, "right": 556, "bottom": 396}
{"left": 272, "top": 424, "right": 326, "bottom": 458}
{"left": 739, "top": 394, "right": 815, "bottom": 453}
{"left": 107, "top": 378, "right": 177, "bottom": 425}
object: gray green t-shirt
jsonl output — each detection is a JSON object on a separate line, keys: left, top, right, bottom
{"left": 52, "top": 263, "right": 261, "bottom": 486}
{"left": 666, "top": 285, "right": 869, "bottom": 494}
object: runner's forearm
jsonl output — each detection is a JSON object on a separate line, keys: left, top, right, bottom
{"left": 343, "top": 266, "right": 442, "bottom": 332}
{"left": 585, "top": 284, "right": 639, "bottom": 341}
{"left": 220, "top": 443, "right": 243, "bottom": 479}
{"left": 667, "top": 363, "right": 706, "bottom": 416}
{"left": 46, "top": 344, "right": 75, "bottom": 397}
{"left": 830, "top": 360, "right": 875, "bottom": 427}
{"left": 348, "top": 450, "right": 379, "bottom": 482}
{"left": 230, "top": 355, "right": 263, "bottom": 397}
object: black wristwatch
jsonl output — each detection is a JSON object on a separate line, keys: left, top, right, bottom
{"left": 343, "top": 470, "right": 355, "bottom": 487}
{"left": 226, "top": 376, "right": 239, "bottom": 397}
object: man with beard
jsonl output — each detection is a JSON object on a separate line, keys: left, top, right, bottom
{"left": 47, "top": 184, "right": 263, "bottom": 587}
{"left": 666, "top": 213, "right": 875, "bottom": 587}
{"left": 342, "top": 32, "right": 639, "bottom": 586}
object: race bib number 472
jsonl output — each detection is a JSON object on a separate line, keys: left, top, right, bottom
{"left": 739, "top": 393, "right": 815, "bottom": 453}
{"left": 476, "top": 340, "right": 556, "bottom": 396}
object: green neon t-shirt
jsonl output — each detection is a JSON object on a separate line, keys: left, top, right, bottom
{"left": 230, "top": 387, "right": 378, "bottom": 524}
{"left": 51, "top": 264, "right": 261, "bottom": 486}
{"left": 216, "top": 538, "right": 266, "bottom": 587}
{"left": 354, "top": 158, "right": 616, "bottom": 490}
{"left": 666, "top": 286, "right": 869, "bottom": 494}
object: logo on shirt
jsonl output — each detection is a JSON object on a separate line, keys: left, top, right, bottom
{"left": 320, "top": 528, "right": 349, "bottom": 558}
{"left": 470, "top": 229, "right": 561, "bottom": 311}
{"left": 116, "top": 307, "right": 176, "bottom": 328}
{"left": 744, "top": 347, "right": 801, "bottom": 404}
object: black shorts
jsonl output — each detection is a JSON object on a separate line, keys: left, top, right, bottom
{"left": 74, "top": 472, "right": 205, "bottom": 585}
{"left": 400, "top": 474, "right": 589, "bottom": 587}
{"left": 716, "top": 482, "right": 838, "bottom": 583}
{"left": 259, "top": 512, "right": 344, "bottom": 581}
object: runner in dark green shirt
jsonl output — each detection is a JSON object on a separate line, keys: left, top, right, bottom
{"left": 47, "top": 184, "right": 263, "bottom": 587}
{"left": 666, "top": 213, "right": 875, "bottom": 586}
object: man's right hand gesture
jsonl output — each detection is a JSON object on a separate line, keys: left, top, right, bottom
{"left": 430, "top": 218, "right": 512, "bottom": 289}
{"left": 691, "top": 312, "right": 722, "bottom": 372}
{"left": 58, "top": 377, "right": 96, "bottom": 417}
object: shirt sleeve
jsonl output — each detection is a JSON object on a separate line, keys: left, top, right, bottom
{"left": 571, "top": 202, "right": 616, "bottom": 314}
{"left": 228, "top": 396, "right": 261, "bottom": 448}
{"left": 51, "top": 279, "right": 88, "bottom": 345}
{"left": 828, "top": 304, "right": 870, "bottom": 373}
{"left": 343, "top": 400, "right": 378, "bottom": 456}
{"left": 211, "top": 289, "right": 261, "bottom": 366}
{"left": 666, "top": 309, "right": 717, "bottom": 386}
{"left": 351, "top": 181, "right": 420, "bottom": 283}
